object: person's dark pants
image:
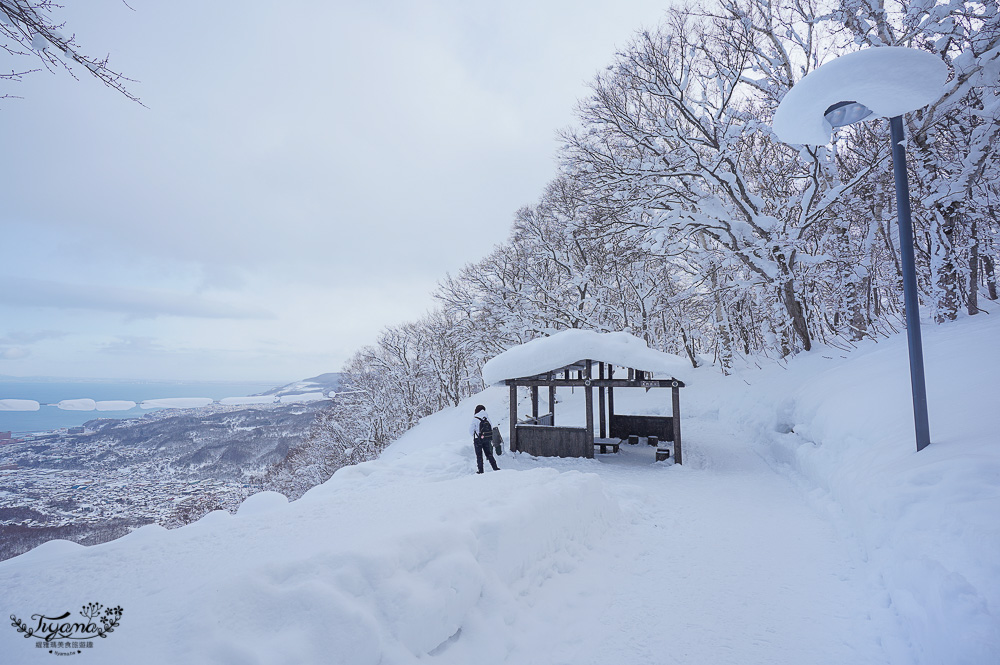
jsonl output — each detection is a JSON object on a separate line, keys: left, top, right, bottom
{"left": 474, "top": 438, "right": 499, "bottom": 473}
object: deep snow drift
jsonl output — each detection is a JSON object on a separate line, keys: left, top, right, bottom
{"left": 1, "top": 313, "right": 997, "bottom": 665}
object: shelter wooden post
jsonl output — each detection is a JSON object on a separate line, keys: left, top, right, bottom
{"left": 509, "top": 384, "right": 518, "bottom": 453}
{"left": 585, "top": 361, "right": 595, "bottom": 458}
{"left": 672, "top": 383, "right": 683, "bottom": 465}
{"left": 548, "top": 372, "right": 556, "bottom": 426}
{"left": 530, "top": 386, "right": 539, "bottom": 420}
{"left": 607, "top": 365, "right": 615, "bottom": 421}
{"left": 598, "top": 362, "right": 607, "bottom": 438}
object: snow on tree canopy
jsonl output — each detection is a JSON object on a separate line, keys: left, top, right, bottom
{"left": 481, "top": 330, "right": 690, "bottom": 386}
{"left": 773, "top": 47, "right": 949, "bottom": 146}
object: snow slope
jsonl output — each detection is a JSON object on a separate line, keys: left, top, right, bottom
{"left": 1, "top": 313, "right": 997, "bottom": 664}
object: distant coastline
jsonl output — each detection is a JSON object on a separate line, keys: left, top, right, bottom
{"left": 0, "top": 379, "right": 282, "bottom": 435}
{"left": 0, "top": 397, "right": 335, "bottom": 561}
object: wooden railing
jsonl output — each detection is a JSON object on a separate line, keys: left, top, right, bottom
{"left": 514, "top": 424, "right": 592, "bottom": 459}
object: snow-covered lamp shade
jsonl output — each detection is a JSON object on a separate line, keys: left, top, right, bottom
{"left": 772, "top": 47, "right": 949, "bottom": 145}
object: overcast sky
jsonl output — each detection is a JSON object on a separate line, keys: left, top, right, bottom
{"left": 1, "top": 0, "right": 668, "bottom": 383}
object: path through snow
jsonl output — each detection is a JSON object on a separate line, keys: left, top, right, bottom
{"left": 493, "top": 417, "right": 905, "bottom": 665}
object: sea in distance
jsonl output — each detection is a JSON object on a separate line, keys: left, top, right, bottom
{"left": 0, "top": 378, "right": 282, "bottom": 434}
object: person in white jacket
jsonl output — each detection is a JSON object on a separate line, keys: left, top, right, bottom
{"left": 469, "top": 404, "right": 500, "bottom": 474}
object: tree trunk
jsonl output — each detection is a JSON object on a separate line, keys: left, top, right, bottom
{"left": 931, "top": 205, "right": 960, "bottom": 323}
{"left": 850, "top": 276, "right": 870, "bottom": 340}
{"left": 699, "top": 234, "right": 733, "bottom": 373}
{"left": 985, "top": 209, "right": 999, "bottom": 300}
{"left": 679, "top": 326, "right": 699, "bottom": 368}
{"left": 781, "top": 279, "right": 811, "bottom": 352}
{"left": 984, "top": 253, "right": 999, "bottom": 301}
{"left": 968, "top": 218, "right": 980, "bottom": 315}
{"left": 713, "top": 295, "right": 734, "bottom": 374}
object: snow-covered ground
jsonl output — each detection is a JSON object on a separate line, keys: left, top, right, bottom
{"left": 1, "top": 313, "right": 997, "bottom": 664}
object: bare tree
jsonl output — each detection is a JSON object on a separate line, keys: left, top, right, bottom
{"left": 1, "top": 0, "right": 139, "bottom": 103}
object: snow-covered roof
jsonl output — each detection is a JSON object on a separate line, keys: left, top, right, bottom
{"left": 773, "top": 47, "right": 949, "bottom": 146}
{"left": 481, "top": 329, "right": 690, "bottom": 386}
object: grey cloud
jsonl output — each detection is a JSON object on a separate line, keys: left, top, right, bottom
{"left": 100, "top": 336, "right": 167, "bottom": 355}
{"left": 0, "top": 330, "right": 67, "bottom": 345}
{"left": 0, "top": 330, "right": 66, "bottom": 361}
{"left": 0, "top": 277, "right": 275, "bottom": 320}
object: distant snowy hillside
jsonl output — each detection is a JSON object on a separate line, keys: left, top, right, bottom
{"left": 258, "top": 372, "right": 343, "bottom": 398}
{"left": 0, "top": 314, "right": 997, "bottom": 664}
{"left": 0, "top": 400, "right": 332, "bottom": 561}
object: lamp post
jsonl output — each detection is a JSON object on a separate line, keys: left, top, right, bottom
{"left": 824, "top": 102, "right": 930, "bottom": 451}
{"left": 773, "top": 47, "right": 949, "bottom": 453}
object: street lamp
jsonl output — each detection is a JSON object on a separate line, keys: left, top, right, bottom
{"left": 773, "top": 47, "right": 950, "bottom": 453}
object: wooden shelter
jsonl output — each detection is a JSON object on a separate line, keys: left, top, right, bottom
{"left": 481, "top": 331, "right": 688, "bottom": 464}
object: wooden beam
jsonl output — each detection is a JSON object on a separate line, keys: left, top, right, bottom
{"left": 530, "top": 385, "right": 539, "bottom": 420}
{"left": 549, "top": 384, "right": 556, "bottom": 426}
{"left": 505, "top": 378, "right": 685, "bottom": 389}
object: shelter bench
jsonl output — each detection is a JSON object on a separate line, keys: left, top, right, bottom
{"left": 594, "top": 437, "right": 622, "bottom": 454}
